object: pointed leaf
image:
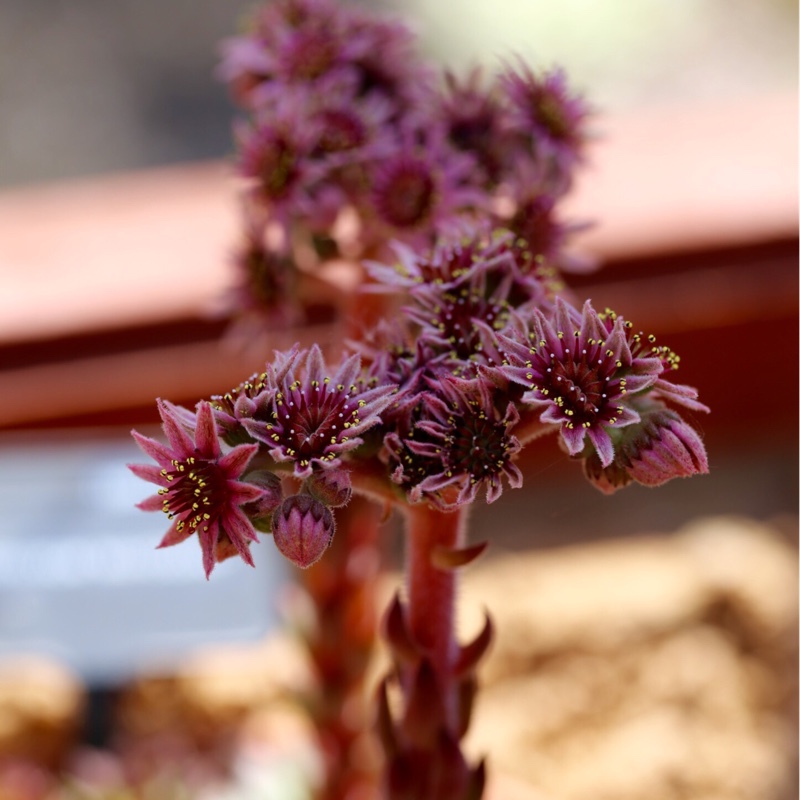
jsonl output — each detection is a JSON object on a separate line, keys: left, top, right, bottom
{"left": 403, "top": 658, "right": 444, "bottom": 748}
{"left": 383, "top": 593, "right": 420, "bottom": 663}
{"left": 465, "top": 758, "right": 486, "bottom": 800}
{"left": 456, "top": 673, "right": 477, "bottom": 739}
{"left": 431, "top": 541, "right": 488, "bottom": 570}
{"left": 455, "top": 613, "right": 493, "bottom": 676}
{"left": 375, "top": 677, "right": 397, "bottom": 758}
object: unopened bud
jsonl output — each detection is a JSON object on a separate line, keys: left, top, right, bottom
{"left": 304, "top": 468, "right": 352, "bottom": 507}
{"left": 272, "top": 494, "right": 335, "bottom": 568}
{"left": 242, "top": 470, "right": 284, "bottom": 530}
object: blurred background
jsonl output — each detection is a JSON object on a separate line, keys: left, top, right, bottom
{"left": 0, "top": 1, "right": 796, "bottom": 798}
{"left": 0, "top": 0, "right": 797, "bottom": 186}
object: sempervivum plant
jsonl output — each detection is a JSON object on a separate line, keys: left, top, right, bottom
{"left": 131, "top": 2, "right": 709, "bottom": 798}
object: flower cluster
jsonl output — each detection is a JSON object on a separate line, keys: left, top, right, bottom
{"left": 131, "top": 227, "right": 707, "bottom": 575}
{"left": 130, "top": 347, "right": 394, "bottom": 575}
{"left": 354, "top": 225, "right": 708, "bottom": 510}
{"left": 131, "top": 0, "right": 707, "bottom": 577}
{"left": 218, "top": 0, "right": 591, "bottom": 329}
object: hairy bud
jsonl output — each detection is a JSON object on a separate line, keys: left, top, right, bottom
{"left": 272, "top": 494, "right": 335, "bottom": 568}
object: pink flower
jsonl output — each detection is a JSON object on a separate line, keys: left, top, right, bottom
{"left": 365, "top": 224, "right": 517, "bottom": 292}
{"left": 385, "top": 377, "right": 522, "bottom": 508}
{"left": 499, "top": 62, "right": 590, "bottom": 182}
{"left": 129, "top": 400, "right": 265, "bottom": 579}
{"left": 237, "top": 116, "right": 320, "bottom": 217}
{"left": 366, "top": 129, "right": 486, "bottom": 241}
{"left": 439, "top": 67, "right": 505, "bottom": 188}
{"left": 242, "top": 345, "right": 396, "bottom": 478}
{"left": 499, "top": 299, "right": 663, "bottom": 467}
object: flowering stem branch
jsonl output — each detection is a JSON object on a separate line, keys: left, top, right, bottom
{"left": 303, "top": 496, "right": 382, "bottom": 800}
{"left": 378, "top": 503, "right": 486, "bottom": 799}
{"left": 404, "top": 503, "right": 464, "bottom": 730}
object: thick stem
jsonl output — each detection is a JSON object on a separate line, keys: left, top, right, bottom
{"left": 404, "top": 503, "right": 465, "bottom": 733}
{"left": 378, "top": 503, "right": 485, "bottom": 799}
{"left": 302, "top": 496, "right": 383, "bottom": 800}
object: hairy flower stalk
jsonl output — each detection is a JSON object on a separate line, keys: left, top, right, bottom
{"left": 129, "top": 2, "right": 712, "bottom": 797}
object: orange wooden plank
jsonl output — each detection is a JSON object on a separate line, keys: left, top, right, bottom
{"left": 0, "top": 94, "right": 796, "bottom": 347}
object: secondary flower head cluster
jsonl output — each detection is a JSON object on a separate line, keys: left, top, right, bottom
{"left": 355, "top": 225, "right": 707, "bottom": 510}
{"left": 131, "top": 225, "right": 707, "bottom": 578}
{"left": 218, "top": 0, "right": 591, "bottom": 326}
{"left": 131, "top": 346, "right": 398, "bottom": 575}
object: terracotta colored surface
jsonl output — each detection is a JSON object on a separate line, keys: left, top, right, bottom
{"left": 0, "top": 94, "right": 795, "bottom": 345}
{"left": 0, "top": 161, "right": 240, "bottom": 343}
{"left": 564, "top": 92, "right": 798, "bottom": 260}
{"left": 0, "top": 95, "right": 796, "bottom": 429}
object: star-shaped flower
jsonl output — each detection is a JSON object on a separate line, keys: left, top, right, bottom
{"left": 385, "top": 376, "right": 522, "bottom": 508}
{"left": 499, "top": 298, "right": 663, "bottom": 467}
{"left": 242, "top": 345, "right": 396, "bottom": 478}
{"left": 129, "top": 400, "right": 265, "bottom": 579}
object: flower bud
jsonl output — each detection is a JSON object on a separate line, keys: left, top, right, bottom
{"left": 304, "top": 469, "right": 352, "bottom": 508}
{"left": 583, "top": 406, "right": 707, "bottom": 494}
{"left": 241, "top": 470, "right": 284, "bottom": 531}
{"left": 272, "top": 494, "right": 335, "bottom": 569}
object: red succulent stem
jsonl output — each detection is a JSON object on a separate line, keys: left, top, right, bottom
{"left": 303, "top": 496, "right": 383, "bottom": 800}
{"left": 377, "top": 502, "right": 486, "bottom": 799}
{"left": 404, "top": 503, "right": 464, "bottom": 731}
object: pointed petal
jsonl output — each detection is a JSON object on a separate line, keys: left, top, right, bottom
{"left": 335, "top": 352, "right": 361, "bottom": 389}
{"left": 624, "top": 373, "right": 659, "bottom": 394}
{"left": 228, "top": 480, "right": 266, "bottom": 506}
{"left": 136, "top": 492, "right": 166, "bottom": 512}
{"left": 131, "top": 430, "right": 174, "bottom": 467}
{"left": 560, "top": 424, "right": 586, "bottom": 456}
{"left": 157, "top": 520, "right": 193, "bottom": 548}
{"left": 194, "top": 401, "right": 221, "bottom": 458}
{"left": 505, "top": 461, "right": 524, "bottom": 489}
{"left": 128, "top": 462, "right": 169, "bottom": 487}
{"left": 198, "top": 521, "right": 221, "bottom": 579}
{"left": 653, "top": 379, "right": 711, "bottom": 413}
{"left": 218, "top": 443, "right": 259, "bottom": 478}
{"left": 539, "top": 405, "right": 565, "bottom": 425}
{"left": 553, "top": 297, "right": 579, "bottom": 340}
{"left": 305, "top": 344, "right": 326, "bottom": 384}
{"left": 222, "top": 505, "right": 260, "bottom": 546}
{"left": 604, "top": 319, "right": 630, "bottom": 366}
{"left": 613, "top": 405, "right": 641, "bottom": 428}
{"left": 157, "top": 399, "right": 195, "bottom": 457}
{"left": 240, "top": 418, "right": 272, "bottom": 444}
{"left": 588, "top": 426, "right": 615, "bottom": 467}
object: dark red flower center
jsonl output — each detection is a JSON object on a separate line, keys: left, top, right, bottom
{"left": 432, "top": 288, "right": 508, "bottom": 360}
{"left": 269, "top": 380, "right": 362, "bottom": 469}
{"left": 534, "top": 91, "right": 572, "bottom": 142}
{"left": 529, "top": 342, "right": 625, "bottom": 429}
{"left": 315, "top": 109, "right": 367, "bottom": 154}
{"left": 445, "top": 412, "right": 511, "bottom": 481}
{"left": 284, "top": 30, "right": 336, "bottom": 80}
{"left": 374, "top": 159, "right": 436, "bottom": 228}
{"left": 159, "top": 457, "right": 227, "bottom": 533}
{"left": 257, "top": 136, "right": 300, "bottom": 200}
